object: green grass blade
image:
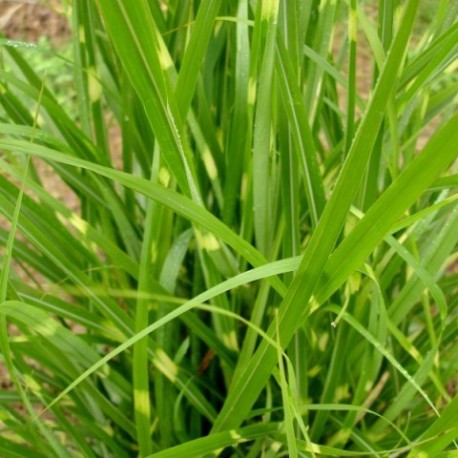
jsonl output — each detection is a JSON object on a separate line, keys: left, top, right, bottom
{"left": 147, "top": 423, "right": 280, "bottom": 458}
{"left": 315, "top": 115, "right": 458, "bottom": 305}
{"left": 175, "top": 0, "right": 221, "bottom": 117}
{"left": 0, "top": 138, "right": 286, "bottom": 295}
{"left": 408, "top": 394, "right": 458, "bottom": 456}
{"left": 212, "top": 0, "right": 422, "bottom": 432}
{"left": 276, "top": 33, "right": 326, "bottom": 226}
{"left": 96, "top": 0, "right": 201, "bottom": 201}
{"left": 252, "top": 0, "right": 279, "bottom": 255}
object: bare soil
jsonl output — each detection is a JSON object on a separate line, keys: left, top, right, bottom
{"left": 0, "top": 0, "right": 70, "bottom": 44}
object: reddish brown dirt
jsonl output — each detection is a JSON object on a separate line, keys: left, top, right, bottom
{"left": 0, "top": 1, "right": 70, "bottom": 44}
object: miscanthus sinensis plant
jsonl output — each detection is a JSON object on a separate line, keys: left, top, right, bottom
{"left": 0, "top": 0, "right": 457, "bottom": 456}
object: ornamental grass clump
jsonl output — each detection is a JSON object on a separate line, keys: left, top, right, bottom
{"left": 0, "top": 0, "right": 457, "bottom": 456}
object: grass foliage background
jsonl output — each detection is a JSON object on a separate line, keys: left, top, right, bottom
{"left": 0, "top": 0, "right": 457, "bottom": 456}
